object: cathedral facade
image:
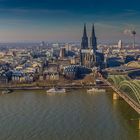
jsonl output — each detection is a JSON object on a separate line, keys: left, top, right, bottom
{"left": 80, "top": 24, "right": 104, "bottom": 69}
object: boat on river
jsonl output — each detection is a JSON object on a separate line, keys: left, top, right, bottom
{"left": 87, "top": 88, "right": 105, "bottom": 93}
{"left": 1, "top": 89, "right": 13, "bottom": 94}
{"left": 46, "top": 87, "right": 66, "bottom": 94}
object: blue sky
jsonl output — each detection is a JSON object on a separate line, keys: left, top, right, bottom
{"left": 0, "top": 0, "right": 140, "bottom": 43}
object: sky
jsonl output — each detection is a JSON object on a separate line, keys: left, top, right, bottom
{"left": 0, "top": 0, "right": 140, "bottom": 43}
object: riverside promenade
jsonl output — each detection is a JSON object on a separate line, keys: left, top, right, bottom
{"left": 0, "top": 83, "right": 110, "bottom": 90}
{"left": 0, "top": 85, "right": 109, "bottom": 90}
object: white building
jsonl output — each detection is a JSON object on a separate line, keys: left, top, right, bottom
{"left": 118, "top": 40, "right": 122, "bottom": 49}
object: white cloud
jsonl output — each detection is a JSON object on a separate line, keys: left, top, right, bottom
{"left": 123, "top": 29, "right": 132, "bottom": 35}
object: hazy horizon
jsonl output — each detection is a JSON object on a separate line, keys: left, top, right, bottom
{"left": 0, "top": 0, "right": 139, "bottom": 43}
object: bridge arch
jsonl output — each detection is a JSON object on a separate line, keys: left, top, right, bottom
{"left": 126, "top": 61, "right": 140, "bottom": 68}
{"left": 107, "top": 75, "right": 128, "bottom": 87}
{"left": 119, "top": 80, "right": 140, "bottom": 104}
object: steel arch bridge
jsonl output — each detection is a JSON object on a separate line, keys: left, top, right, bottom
{"left": 107, "top": 75, "right": 140, "bottom": 105}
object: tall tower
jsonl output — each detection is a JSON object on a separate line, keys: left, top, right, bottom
{"left": 118, "top": 40, "right": 122, "bottom": 49}
{"left": 90, "top": 24, "right": 97, "bottom": 52}
{"left": 81, "top": 24, "right": 88, "bottom": 49}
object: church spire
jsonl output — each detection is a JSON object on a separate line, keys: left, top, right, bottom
{"left": 83, "top": 24, "right": 87, "bottom": 37}
{"left": 90, "top": 24, "right": 97, "bottom": 52}
{"left": 81, "top": 24, "right": 88, "bottom": 49}
{"left": 91, "top": 24, "right": 95, "bottom": 37}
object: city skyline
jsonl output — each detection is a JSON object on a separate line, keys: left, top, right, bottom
{"left": 0, "top": 0, "right": 140, "bottom": 43}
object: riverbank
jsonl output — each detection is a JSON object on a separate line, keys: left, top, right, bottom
{"left": 0, "top": 84, "right": 110, "bottom": 90}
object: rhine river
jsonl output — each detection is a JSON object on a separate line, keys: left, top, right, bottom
{"left": 0, "top": 89, "right": 139, "bottom": 140}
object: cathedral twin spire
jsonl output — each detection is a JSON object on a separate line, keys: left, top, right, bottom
{"left": 81, "top": 24, "right": 88, "bottom": 49}
{"left": 90, "top": 24, "right": 97, "bottom": 52}
{"left": 81, "top": 24, "right": 97, "bottom": 52}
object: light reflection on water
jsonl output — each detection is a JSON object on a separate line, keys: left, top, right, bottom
{"left": 0, "top": 89, "right": 139, "bottom": 140}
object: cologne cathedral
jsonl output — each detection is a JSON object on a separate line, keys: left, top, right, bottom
{"left": 80, "top": 24, "right": 104, "bottom": 69}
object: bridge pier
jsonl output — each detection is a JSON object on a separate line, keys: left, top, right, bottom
{"left": 138, "top": 119, "right": 140, "bottom": 129}
{"left": 113, "top": 92, "right": 120, "bottom": 100}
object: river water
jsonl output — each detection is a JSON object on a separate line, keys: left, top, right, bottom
{"left": 0, "top": 89, "right": 139, "bottom": 140}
